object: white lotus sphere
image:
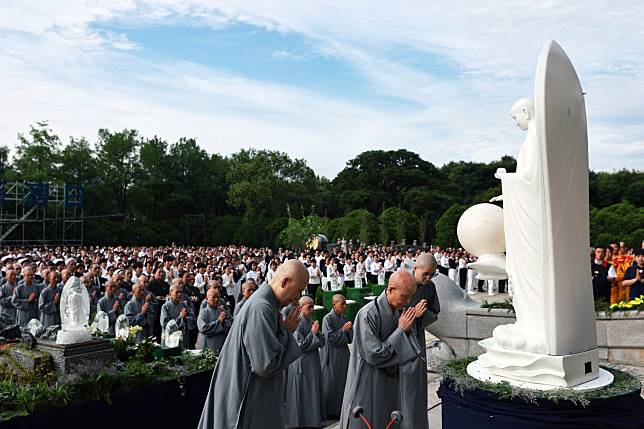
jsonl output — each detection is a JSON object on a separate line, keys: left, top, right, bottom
{"left": 457, "top": 203, "right": 506, "bottom": 256}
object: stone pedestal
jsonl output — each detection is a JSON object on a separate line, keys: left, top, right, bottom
{"left": 474, "top": 338, "right": 608, "bottom": 388}
{"left": 36, "top": 337, "right": 116, "bottom": 373}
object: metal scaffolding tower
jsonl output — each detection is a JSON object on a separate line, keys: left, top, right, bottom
{"left": 0, "top": 181, "right": 85, "bottom": 247}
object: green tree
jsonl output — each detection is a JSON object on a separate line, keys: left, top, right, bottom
{"left": 434, "top": 203, "right": 467, "bottom": 248}
{"left": 135, "top": 136, "right": 171, "bottom": 219}
{"left": 277, "top": 214, "right": 325, "bottom": 250}
{"left": 590, "top": 202, "right": 644, "bottom": 248}
{"left": 333, "top": 209, "right": 380, "bottom": 244}
{"left": 379, "top": 207, "right": 419, "bottom": 244}
{"left": 332, "top": 149, "right": 440, "bottom": 216}
{"left": 227, "top": 149, "right": 317, "bottom": 218}
{"left": 96, "top": 128, "right": 141, "bottom": 213}
{"left": 58, "top": 137, "right": 97, "bottom": 185}
{"left": 13, "top": 121, "right": 61, "bottom": 181}
{"left": 0, "top": 145, "right": 11, "bottom": 179}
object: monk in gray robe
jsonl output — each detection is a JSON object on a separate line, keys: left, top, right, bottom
{"left": 160, "top": 284, "right": 196, "bottom": 349}
{"left": 82, "top": 275, "right": 100, "bottom": 315}
{"left": 12, "top": 267, "right": 40, "bottom": 327}
{"left": 39, "top": 272, "right": 61, "bottom": 327}
{"left": 97, "top": 281, "right": 122, "bottom": 335}
{"left": 399, "top": 253, "right": 441, "bottom": 429}
{"left": 124, "top": 284, "right": 155, "bottom": 341}
{"left": 198, "top": 259, "right": 308, "bottom": 429}
{"left": 321, "top": 294, "right": 353, "bottom": 418}
{"left": 284, "top": 296, "right": 326, "bottom": 428}
{"left": 340, "top": 271, "right": 420, "bottom": 429}
{"left": 234, "top": 280, "right": 257, "bottom": 317}
{"left": 197, "top": 287, "right": 233, "bottom": 352}
{"left": 0, "top": 270, "right": 18, "bottom": 322}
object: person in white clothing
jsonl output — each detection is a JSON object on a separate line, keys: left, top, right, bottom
{"left": 343, "top": 257, "right": 355, "bottom": 288}
{"left": 307, "top": 260, "right": 322, "bottom": 297}
{"left": 354, "top": 256, "right": 366, "bottom": 288}
{"left": 370, "top": 259, "right": 385, "bottom": 285}
{"left": 222, "top": 266, "right": 240, "bottom": 305}
{"left": 383, "top": 256, "right": 396, "bottom": 281}
{"left": 327, "top": 262, "right": 340, "bottom": 291}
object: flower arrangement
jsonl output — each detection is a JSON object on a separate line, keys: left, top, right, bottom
{"left": 609, "top": 295, "right": 644, "bottom": 313}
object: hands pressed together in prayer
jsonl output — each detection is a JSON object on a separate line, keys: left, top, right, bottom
{"left": 311, "top": 320, "right": 319, "bottom": 334}
{"left": 112, "top": 300, "right": 120, "bottom": 312}
{"left": 218, "top": 311, "right": 226, "bottom": 323}
{"left": 341, "top": 321, "right": 353, "bottom": 332}
{"left": 398, "top": 307, "right": 416, "bottom": 332}
{"left": 414, "top": 299, "right": 428, "bottom": 319}
{"left": 142, "top": 302, "right": 149, "bottom": 315}
{"left": 180, "top": 307, "right": 187, "bottom": 318}
{"left": 281, "top": 306, "right": 301, "bottom": 333}
{"left": 28, "top": 292, "right": 37, "bottom": 302}
{"left": 54, "top": 293, "right": 60, "bottom": 304}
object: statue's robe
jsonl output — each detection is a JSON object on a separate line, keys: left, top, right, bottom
{"left": 196, "top": 304, "right": 232, "bottom": 352}
{"left": 340, "top": 292, "right": 420, "bottom": 429}
{"left": 198, "top": 284, "right": 302, "bottom": 429}
{"left": 124, "top": 297, "right": 155, "bottom": 341}
{"left": 284, "top": 315, "right": 326, "bottom": 428}
{"left": 320, "top": 309, "right": 352, "bottom": 417}
{"left": 97, "top": 295, "right": 121, "bottom": 335}
{"left": 11, "top": 282, "right": 40, "bottom": 327}
{"left": 160, "top": 299, "right": 196, "bottom": 349}
{"left": 0, "top": 281, "right": 17, "bottom": 321}
{"left": 38, "top": 285, "right": 61, "bottom": 327}
{"left": 399, "top": 281, "right": 440, "bottom": 429}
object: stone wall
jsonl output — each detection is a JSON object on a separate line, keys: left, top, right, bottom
{"left": 439, "top": 308, "right": 644, "bottom": 366}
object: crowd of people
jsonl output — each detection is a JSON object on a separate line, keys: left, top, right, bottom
{"left": 0, "top": 239, "right": 642, "bottom": 428}
{"left": 590, "top": 241, "right": 644, "bottom": 304}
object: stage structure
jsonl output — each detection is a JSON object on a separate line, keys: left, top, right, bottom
{"left": 0, "top": 180, "right": 85, "bottom": 247}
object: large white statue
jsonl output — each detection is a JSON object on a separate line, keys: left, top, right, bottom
{"left": 56, "top": 276, "right": 92, "bottom": 344}
{"left": 464, "top": 40, "right": 612, "bottom": 389}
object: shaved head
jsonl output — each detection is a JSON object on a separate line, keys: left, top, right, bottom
{"left": 270, "top": 259, "right": 309, "bottom": 306}
{"left": 299, "top": 295, "right": 314, "bottom": 306}
{"left": 387, "top": 270, "right": 417, "bottom": 310}
{"left": 332, "top": 294, "right": 346, "bottom": 305}
{"left": 413, "top": 253, "right": 438, "bottom": 285}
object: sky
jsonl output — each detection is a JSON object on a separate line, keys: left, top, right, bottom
{"left": 0, "top": 1, "right": 642, "bottom": 178}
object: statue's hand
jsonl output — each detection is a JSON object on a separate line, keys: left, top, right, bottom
{"left": 494, "top": 168, "right": 507, "bottom": 179}
{"left": 489, "top": 195, "right": 503, "bottom": 202}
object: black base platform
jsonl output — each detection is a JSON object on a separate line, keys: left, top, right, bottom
{"left": 438, "top": 380, "right": 644, "bottom": 429}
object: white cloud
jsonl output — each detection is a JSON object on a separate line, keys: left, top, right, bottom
{"left": 0, "top": 0, "right": 642, "bottom": 178}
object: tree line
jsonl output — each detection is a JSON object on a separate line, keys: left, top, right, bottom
{"left": 1, "top": 122, "right": 641, "bottom": 248}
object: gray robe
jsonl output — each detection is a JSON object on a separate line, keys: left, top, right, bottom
{"left": 97, "top": 295, "right": 122, "bottom": 335}
{"left": 160, "top": 299, "right": 195, "bottom": 349}
{"left": 340, "top": 292, "right": 420, "bottom": 429}
{"left": 124, "top": 297, "right": 155, "bottom": 341}
{"left": 399, "top": 281, "right": 440, "bottom": 429}
{"left": 11, "top": 282, "right": 40, "bottom": 327}
{"left": 0, "top": 281, "right": 17, "bottom": 322}
{"left": 38, "top": 286, "right": 61, "bottom": 327}
{"left": 284, "top": 316, "right": 326, "bottom": 428}
{"left": 233, "top": 297, "right": 248, "bottom": 317}
{"left": 321, "top": 310, "right": 353, "bottom": 417}
{"left": 198, "top": 283, "right": 302, "bottom": 429}
{"left": 86, "top": 285, "right": 100, "bottom": 315}
{"left": 196, "top": 304, "right": 233, "bottom": 352}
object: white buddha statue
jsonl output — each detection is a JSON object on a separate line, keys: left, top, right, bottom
{"left": 57, "top": 276, "right": 92, "bottom": 344}
{"left": 488, "top": 97, "right": 546, "bottom": 354}
{"left": 467, "top": 40, "right": 604, "bottom": 389}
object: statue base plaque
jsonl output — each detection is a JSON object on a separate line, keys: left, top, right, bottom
{"left": 37, "top": 337, "right": 116, "bottom": 373}
{"left": 469, "top": 338, "right": 613, "bottom": 390}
